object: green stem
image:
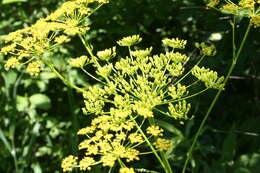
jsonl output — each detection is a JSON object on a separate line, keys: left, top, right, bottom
{"left": 132, "top": 119, "right": 169, "bottom": 173}
{"left": 79, "top": 34, "right": 101, "bottom": 68}
{"left": 174, "top": 55, "right": 205, "bottom": 85}
{"left": 181, "top": 21, "right": 252, "bottom": 173}
{"left": 147, "top": 118, "right": 173, "bottom": 173}
{"left": 81, "top": 67, "right": 106, "bottom": 85}
{"left": 42, "top": 58, "right": 86, "bottom": 93}
{"left": 161, "top": 88, "right": 209, "bottom": 105}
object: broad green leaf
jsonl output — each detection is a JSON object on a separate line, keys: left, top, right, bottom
{"left": 2, "top": 71, "right": 17, "bottom": 88}
{"left": 2, "top": 0, "right": 27, "bottom": 4}
{"left": 31, "top": 162, "right": 42, "bottom": 173}
{"left": 29, "top": 94, "right": 51, "bottom": 110}
{"left": 16, "top": 95, "right": 29, "bottom": 111}
{"left": 221, "top": 126, "right": 236, "bottom": 161}
{"left": 40, "top": 72, "right": 56, "bottom": 80}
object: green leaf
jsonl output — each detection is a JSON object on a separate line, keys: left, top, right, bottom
{"left": 29, "top": 94, "right": 51, "bottom": 110}
{"left": 16, "top": 95, "right": 29, "bottom": 111}
{"left": 221, "top": 126, "right": 236, "bottom": 161}
{"left": 155, "top": 119, "right": 183, "bottom": 138}
{"left": 31, "top": 162, "right": 42, "bottom": 173}
{"left": 2, "top": 71, "right": 17, "bottom": 88}
{"left": 39, "top": 72, "right": 56, "bottom": 80}
{"left": 2, "top": 0, "right": 27, "bottom": 4}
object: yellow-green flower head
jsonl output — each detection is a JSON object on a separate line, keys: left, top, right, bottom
{"left": 168, "top": 83, "right": 187, "bottom": 100}
{"left": 221, "top": 3, "right": 241, "bottom": 16}
{"left": 26, "top": 61, "right": 43, "bottom": 76}
{"left": 4, "top": 57, "right": 20, "bottom": 69}
{"left": 131, "top": 47, "right": 152, "bottom": 58}
{"left": 79, "top": 157, "right": 95, "bottom": 171}
{"left": 97, "top": 46, "right": 116, "bottom": 61}
{"left": 195, "top": 42, "right": 216, "bottom": 56}
{"left": 61, "top": 155, "right": 78, "bottom": 172}
{"left": 117, "top": 35, "right": 142, "bottom": 47}
{"left": 77, "top": 126, "right": 95, "bottom": 135}
{"left": 146, "top": 125, "right": 164, "bottom": 136}
{"left": 251, "top": 15, "right": 260, "bottom": 28}
{"left": 0, "top": 44, "right": 16, "bottom": 55}
{"left": 119, "top": 167, "right": 136, "bottom": 173}
{"left": 54, "top": 35, "right": 71, "bottom": 44}
{"left": 165, "top": 52, "right": 189, "bottom": 63}
{"left": 168, "top": 100, "right": 192, "bottom": 121}
{"left": 128, "top": 133, "right": 144, "bottom": 143}
{"left": 101, "top": 153, "right": 117, "bottom": 167}
{"left": 68, "top": 55, "right": 89, "bottom": 68}
{"left": 154, "top": 138, "right": 172, "bottom": 151}
{"left": 207, "top": 0, "right": 220, "bottom": 8}
{"left": 123, "top": 148, "right": 140, "bottom": 162}
{"left": 239, "top": 0, "right": 255, "bottom": 9}
{"left": 192, "top": 65, "right": 224, "bottom": 89}
{"left": 162, "top": 37, "right": 187, "bottom": 49}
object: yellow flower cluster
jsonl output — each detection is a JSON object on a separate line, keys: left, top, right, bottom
{"left": 4, "top": 57, "right": 20, "bottom": 69}
{"left": 154, "top": 138, "right": 172, "bottom": 151}
{"left": 97, "top": 47, "right": 116, "bottom": 61}
{"left": 207, "top": 0, "right": 260, "bottom": 28}
{"left": 195, "top": 42, "right": 216, "bottom": 56}
{"left": 26, "top": 61, "right": 43, "bottom": 76}
{"left": 62, "top": 36, "right": 224, "bottom": 172}
{"left": 1, "top": 0, "right": 109, "bottom": 75}
{"left": 192, "top": 65, "right": 224, "bottom": 90}
{"left": 68, "top": 56, "right": 89, "bottom": 68}
{"left": 146, "top": 126, "right": 164, "bottom": 136}
{"left": 61, "top": 155, "right": 78, "bottom": 172}
{"left": 131, "top": 47, "right": 152, "bottom": 58}
{"left": 207, "top": 0, "right": 220, "bottom": 8}
{"left": 239, "top": 0, "right": 255, "bottom": 8}
{"left": 117, "top": 35, "right": 142, "bottom": 47}
{"left": 162, "top": 38, "right": 187, "bottom": 49}
{"left": 251, "top": 15, "right": 260, "bottom": 28}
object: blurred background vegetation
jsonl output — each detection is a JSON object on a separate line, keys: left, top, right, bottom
{"left": 0, "top": 0, "right": 259, "bottom": 172}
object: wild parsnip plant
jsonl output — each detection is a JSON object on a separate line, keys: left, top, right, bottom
{"left": 1, "top": 0, "right": 258, "bottom": 172}
{"left": 60, "top": 35, "right": 223, "bottom": 173}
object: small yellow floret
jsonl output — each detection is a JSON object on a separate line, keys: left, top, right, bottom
{"left": 61, "top": 155, "right": 78, "bottom": 172}
{"left": 101, "top": 153, "right": 117, "bottom": 167}
{"left": 154, "top": 138, "right": 172, "bottom": 151}
{"left": 162, "top": 38, "right": 187, "bottom": 49}
{"left": 128, "top": 133, "right": 144, "bottom": 143}
{"left": 5, "top": 57, "right": 20, "bottom": 69}
{"left": 54, "top": 35, "right": 71, "bottom": 44}
{"left": 79, "top": 157, "right": 95, "bottom": 171}
{"left": 26, "top": 61, "right": 43, "bottom": 76}
{"left": 251, "top": 15, "right": 260, "bottom": 28}
{"left": 97, "top": 47, "right": 116, "bottom": 61}
{"left": 1, "top": 44, "right": 16, "bottom": 55}
{"left": 146, "top": 125, "right": 164, "bottom": 136}
{"left": 68, "top": 55, "right": 88, "bottom": 68}
{"left": 207, "top": 0, "right": 220, "bottom": 8}
{"left": 117, "top": 35, "right": 142, "bottom": 47}
{"left": 239, "top": 0, "right": 255, "bottom": 8}
{"left": 221, "top": 3, "right": 241, "bottom": 15}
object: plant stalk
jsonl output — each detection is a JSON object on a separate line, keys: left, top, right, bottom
{"left": 182, "top": 21, "right": 252, "bottom": 173}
